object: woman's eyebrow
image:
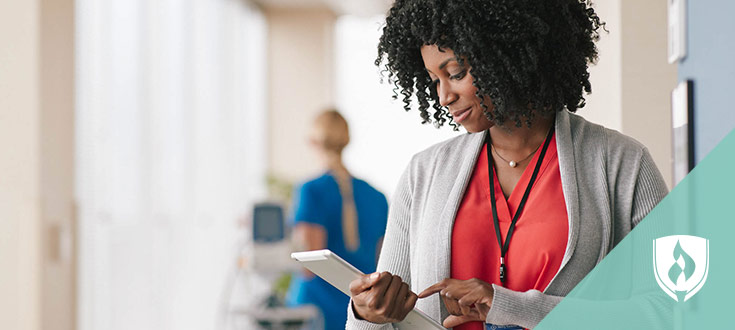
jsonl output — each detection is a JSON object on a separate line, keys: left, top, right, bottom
{"left": 426, "top": 57, "right": 460, "bottom": 75}
{"left": 439, "top": 58, "right": 458, "bottom": 70}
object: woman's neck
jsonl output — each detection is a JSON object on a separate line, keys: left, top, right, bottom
{"left": 488, "top": 114, "right": 555, "bottom": 155}
{"left": 324, "top": 153, "right": 349, "bottom": 178}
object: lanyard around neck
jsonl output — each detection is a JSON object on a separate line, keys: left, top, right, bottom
{"left": 486, "top": 127, "right": 554, "bottom": 284}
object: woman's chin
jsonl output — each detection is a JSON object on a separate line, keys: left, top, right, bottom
{"left": 459, "top": 120, "right": 493, "bottom": 133}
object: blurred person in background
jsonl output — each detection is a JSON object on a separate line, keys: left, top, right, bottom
{"left": 346, "top": 0, "right": 669, "bottom": 329}
{"left": 286, "top": 110, "right": 389, "bottom": 330}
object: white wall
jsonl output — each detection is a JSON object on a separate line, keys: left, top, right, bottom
{"left": 335, "top": 15, "right": 462, "bottom": 198}
{"left": 1, "top": 0, "right": 76, "bottom": 329}
{"left": 584, "top": 0, "right": 623, "bottom": 131}
{"left": 40, "top": 1, "right": 77, "bottom": 329}
{"left": 0, "top": 1, "right": 42, "bottom": 329}
{"left": 582, "top": 0, "right": 675, "bottom": 188}
{"left": 75, "top": 1, "right": 267, "bottom": 329}
{"left": 266, "top": 7, "right": 338, "bottom": 184}
{"left": 620, "top": 0, "right": 676, "bottom": 188}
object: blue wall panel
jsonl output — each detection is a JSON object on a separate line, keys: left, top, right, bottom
{"left": 677, "top": 0, "right": 735, "bottom": 163}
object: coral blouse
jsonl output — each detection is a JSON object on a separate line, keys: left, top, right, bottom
{"left": 451, "top": 133, "right": 568, "bottom": 330}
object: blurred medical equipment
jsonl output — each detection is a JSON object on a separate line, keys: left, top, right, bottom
{"left": 250, "top": 203, "right": 293, "bottom": 271}
{"left": 220, "top": 202, "right": 322, "bottom": 330}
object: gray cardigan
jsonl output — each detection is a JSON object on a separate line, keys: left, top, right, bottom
{"left": 346, "top": 110, "right": 668, "bottom": 329}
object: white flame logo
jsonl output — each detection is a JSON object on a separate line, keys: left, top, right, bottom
{"left": 653, "top": 235, "right": 709, "bottom": 302}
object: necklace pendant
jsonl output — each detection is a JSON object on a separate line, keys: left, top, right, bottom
{"left": 509, "top": 161, "right": 517, "bottom": 168}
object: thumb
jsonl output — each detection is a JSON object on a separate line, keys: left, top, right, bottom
{"left": 349, "top": 272, "right": 380, "bottom": 295}
{"left": 443, "top": 315, "right": 477, "bottom": 328}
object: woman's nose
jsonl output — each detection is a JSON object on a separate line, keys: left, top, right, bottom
{"left": 438, "top": 83, "right": 458, "bottom": 107}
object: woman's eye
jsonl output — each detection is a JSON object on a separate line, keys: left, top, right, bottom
{"left": 450, "top": 70, "right": 467, "bottom": 80}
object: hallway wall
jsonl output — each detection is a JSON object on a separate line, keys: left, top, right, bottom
{"left": 0, "top": 0, "right": 76, "bottom": 329}
{"left": 677, "top": 0, "right": 735, "bottom": 163}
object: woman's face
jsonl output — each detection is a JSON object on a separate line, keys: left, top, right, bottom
{"left": 420, "top": 45, "right": 494, "bottom": 133}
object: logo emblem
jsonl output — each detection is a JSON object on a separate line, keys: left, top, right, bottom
{"left": 653, "top": 235, "right": 709, "bottom": 302}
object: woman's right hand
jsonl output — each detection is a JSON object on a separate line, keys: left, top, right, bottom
{"left": 349, "top": 271, "right": 418, "bottom": 323}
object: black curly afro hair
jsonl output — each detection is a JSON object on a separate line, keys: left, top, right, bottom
{"left": 376, "top": 0, "right": 605, "bottom": 129}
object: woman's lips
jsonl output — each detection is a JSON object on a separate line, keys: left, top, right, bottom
{"left": 451, "top": 107, "right": 471, "bottom": 123}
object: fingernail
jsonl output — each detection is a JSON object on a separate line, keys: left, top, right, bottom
{"left": 370, "top": 272, "right": 379, "bottom": 280}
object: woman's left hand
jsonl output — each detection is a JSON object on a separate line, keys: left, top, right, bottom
{"left": 418, "top": 278, "right": 494, "bottom": 328}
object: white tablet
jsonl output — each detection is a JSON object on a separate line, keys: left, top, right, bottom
{"left": 291, "top": 249, "right": 446, "bottom": 330}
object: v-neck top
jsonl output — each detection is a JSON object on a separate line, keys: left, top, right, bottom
{"left": 451, "top": 133, "right": 568, "bottom": 330}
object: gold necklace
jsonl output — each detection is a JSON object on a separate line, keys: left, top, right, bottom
{"left": 490, "top": 143, "right": 541, "bottom": 168}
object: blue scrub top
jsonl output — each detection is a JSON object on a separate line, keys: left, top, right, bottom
{"left": 286, "top": 172, "right": 388, "bottom": 330}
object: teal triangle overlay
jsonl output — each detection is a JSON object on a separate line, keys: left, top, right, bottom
{"left": 536, "top": 128, "right": 735, "bottom": 329}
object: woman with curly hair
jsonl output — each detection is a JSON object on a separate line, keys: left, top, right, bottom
{"left": 346, "top": 0, "right": 668, "bottom": 329}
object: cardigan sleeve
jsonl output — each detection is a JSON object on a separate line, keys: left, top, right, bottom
{"left": 346, "top": 162, "right": 414, "bottom": 330}
{"left": 485, "top": 285, "right": 564, "bottom": 328}
{"left": 630, "top": 148, "right": 669, "bottom": 227}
